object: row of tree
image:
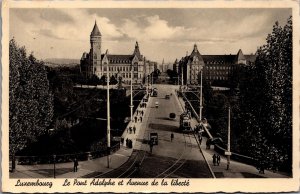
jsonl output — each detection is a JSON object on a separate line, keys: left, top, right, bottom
{"left": 9, "top": 39, "right": 54, "bottom": 169}
{"left": 202, "top": 17, "right": 292, "bottom": 173}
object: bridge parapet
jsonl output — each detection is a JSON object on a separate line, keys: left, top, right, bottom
{"left": 179, "top": 91, "right": 213, "bottom": 139}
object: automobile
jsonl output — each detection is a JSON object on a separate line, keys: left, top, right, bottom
{"left": 149, "top": 132, "right": 158, "bottom": 145}
{"left": 155, "top": 101, "right": 159, "bottom": 108}
{"left": 169, "top": 113, "right": 176, "bottom": 119}
{"left": 165, "top": 95, "right": 170, "bottom": 99}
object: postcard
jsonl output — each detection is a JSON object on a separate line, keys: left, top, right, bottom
{"left": 1, "top": 0, "right": 299, "bottom": 192}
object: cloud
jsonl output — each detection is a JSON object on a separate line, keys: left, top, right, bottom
{"left": 36, "top": 29, "right": 67, "bottom": 40}
{"left": 9, "top": 8, "right": 291, "bottom": 62}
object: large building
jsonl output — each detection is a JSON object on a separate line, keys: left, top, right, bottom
{"left": 80, "top": 21, "right": 147, "bottom": 84}
{"left": 173, "top": 44, "right": 256, "bottom": 85}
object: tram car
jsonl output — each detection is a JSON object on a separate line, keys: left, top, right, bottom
{"left": 179, "top": 111, "right": 193, "bottom": 132}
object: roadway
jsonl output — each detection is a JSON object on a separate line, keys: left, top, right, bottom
{"left": 101, "top": 84, "right": 212, "bottom": 178}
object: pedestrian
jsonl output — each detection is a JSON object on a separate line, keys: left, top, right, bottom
{"left": 149, "top": 140, "right": 154, "bottom": 153}
{"left": 206, "top": 139, "right": 210, "bottom": 149}
{"left": 133, "top": 125, "right": 136, "bottom": 134}
{"left": 212, "top": 154, "right": 217, "bottom": 166}
{"left": 217, "top": 154, "right": 221, "bottom": 166}
{"left": 171, "top": 133, "right": 174, "bottom": 142}
{"left": 258, "top": 161, "right": 265, "bottom": 174}
{"left": 199, "top": 136, "right": 203, "bottom": 145}
{"left": 128, "top": 140, "right": 131, "bottom": 148}
{"left": 140, "top": 116, "right": 143, "bottom": 122}
{"left": 74, "top": 157, "right": 78, "bottom": 172}
{"left": 126, "top": 138, "right": 129, "bottom": 147}
{"left": 134, "top": 116, "right": 137, "bottom": 123}
{"left": 129, "top": 127, "right": 132, "bottom": 134}
{"left": 141, "top": 110, "right": 144, "bottom": 116}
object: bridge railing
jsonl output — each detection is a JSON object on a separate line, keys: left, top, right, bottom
{"left": 179, "top": 90, "right": 256, "bottom": 165}
{"left": 15, "top": 143, "right": 120, "bottom": 165}
{"left": 180, "top": 91, "right": 213, "bottom": 139}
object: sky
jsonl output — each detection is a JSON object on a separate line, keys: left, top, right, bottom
{"left": 10, "top": 8, "right": 291, "bottom": 63}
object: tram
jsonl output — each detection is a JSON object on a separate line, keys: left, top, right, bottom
{"left": 179, "top": 111, "right": 193, "bottom": 132}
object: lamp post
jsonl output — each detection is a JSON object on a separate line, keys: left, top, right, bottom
{"left": 199, "top": 70, "right": 203, "bottom": 121}
{"left": 48, "top": 128, "right": 56, "bottom": 178}
{"left": 106, "top": 63, "right": 111, "bottom": 168}
{"left": 181, "top": 65, "right": 184, "bottom": 87}
{"left": 53, "top": 154, "right": 56, "bottom": 178}
{"left": 130, "top": 64, "right": 134, "bottom": 122}
{"left": 226, "top": 106, "right": 231, "bottom": 170}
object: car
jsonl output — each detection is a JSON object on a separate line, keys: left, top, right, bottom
{"left": 149, "top": 132, "right": 158, "bottom": 145}
{"left": 165, "top": 95, "right": 170, "bottom": 99}
{"left": 169, "top": 113, "right": 176, "bottom": 119}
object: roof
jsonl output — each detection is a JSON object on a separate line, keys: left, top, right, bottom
{"left": 235, "top": 49, "right": 246, "bottom": 61}
{"left": 189, "top": 44, "right": 204, "bottom": 62}
{"left": 245, "top": 55, "right": 257, "bottom": 63}
{"left": 91, "top": 21, "right": 101, "bottom": 36}
{"left": 106, "top": 55, "right": 134, "bottom": 64}
{"left": 202, "top": 55, "right": 236, "bottom": 64}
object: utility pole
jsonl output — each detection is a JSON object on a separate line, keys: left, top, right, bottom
{"left": 151, "top": 72, "right": 153, "bottom": 86}
{"left": 106, "top": 63, "right": 111, "bottom": 168}
{"left": 226, "top": 106, "right": 231, "bottom": 170}
{"left": 199, "top": 70, "right": 203, "bottom": 121}
{"left": 130, "top": 65, "right": 134, "bottom": 122}
{"left": 181, "top": 65, "right": 184, "bottom": 88}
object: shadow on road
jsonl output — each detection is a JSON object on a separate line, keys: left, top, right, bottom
{"left": 148, "top": 123, "right": 178, "bottom": 132}
{"left": 155, "top": 117, "right": 175, "bottom": 121}
{"left": 31, "top": 168, "right": 73, "bottom": 177}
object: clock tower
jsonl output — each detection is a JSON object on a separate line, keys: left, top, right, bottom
{"left": 90, "top": 21, "right": 102, "bottom": 77}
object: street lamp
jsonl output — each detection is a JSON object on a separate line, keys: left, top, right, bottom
{"left": 199, "top": 70, "right": 203, "bottom": 121}
{"left": 225, "top": 106, "right": 231, "bottom": 170}
{"left": 106, "top": 63, "right": 111, "bottom": 168}
{"left": 48, "top": 128, "right": 55, "bottom": 178}
{"left": 130, "top": 64, "right": 134, "bottom": 123}
{"left": 53, "top": 154, "right": 56, "bottom": 178}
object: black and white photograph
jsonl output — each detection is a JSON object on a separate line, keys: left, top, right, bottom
{"left": 2, "top": 1, "right": 299, "bottom": 193}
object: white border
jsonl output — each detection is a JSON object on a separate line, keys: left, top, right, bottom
{"left": 2, "top": 1, "right": 299, "bottom": 192}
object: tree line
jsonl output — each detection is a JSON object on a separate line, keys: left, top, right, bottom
{"left": 201, "top": 17, "right": 292, "bottom": 173}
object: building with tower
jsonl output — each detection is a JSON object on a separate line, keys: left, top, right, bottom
{"left": 80, "top": 21, "right": 147, "bottom": 84}
{"left": 173, "top": 44, "right": 256, "bottom": 85}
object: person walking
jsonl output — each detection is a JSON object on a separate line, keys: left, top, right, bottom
{"left": 171, "top": 133, "right": 174, "bottom": 142}
{"left": 140, "top": 116, "right": 143, "bottom": 122}
{"left": 129, "top": 127, "right": 132, "bottom": 134}
{"left": 141, "top": 110, "right": 144, "bottom": 116}
{"left": 133, "top": 125, "right": 136, "bottom": 134}
{"left": 212, "top": 154, "right": 217, "bottom": 166}
{"left": 149, "top": 140, "right": 154, "bottom": 154}
{"left": 199, "top": 136, "right": 203, "bottom": 145}
{"left": 134, "top": 116, "right": 137, "bottom": 123}
{"left": 74, "top": 157, "right": 78, "bottom": 172}
{"left": 217, "top": 154, "right": 221, "bottom": 166}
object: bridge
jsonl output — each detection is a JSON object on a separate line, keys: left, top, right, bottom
{"left": 11, "top": 84, "right": 289, "bottom": 179}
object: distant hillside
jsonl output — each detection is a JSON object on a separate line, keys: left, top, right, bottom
{"left": 44, "top": 58, "right": 80, "bottom": 67}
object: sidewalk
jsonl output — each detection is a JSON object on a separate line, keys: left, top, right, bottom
{"left": 176, "top": 92, "right": 289, "bottom": 178}
{"left": 10, "top": 95, "right": 151, "bottom": 179}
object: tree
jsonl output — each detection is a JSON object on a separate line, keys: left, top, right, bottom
{"left": 110, "top": 75, "right": 118, "bottom": 85}
{"left": 237, "top": 16, "right": 292, "bottom": 172}
{"left": 9, "top": 39, "right": 54, "bottom": 170}
{"left": 117, "top": 76, "right": 123, "bottom": 89}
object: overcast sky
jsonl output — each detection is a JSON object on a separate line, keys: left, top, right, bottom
{"left": 10, "top": 8, "right": 291, "bottom": 63}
